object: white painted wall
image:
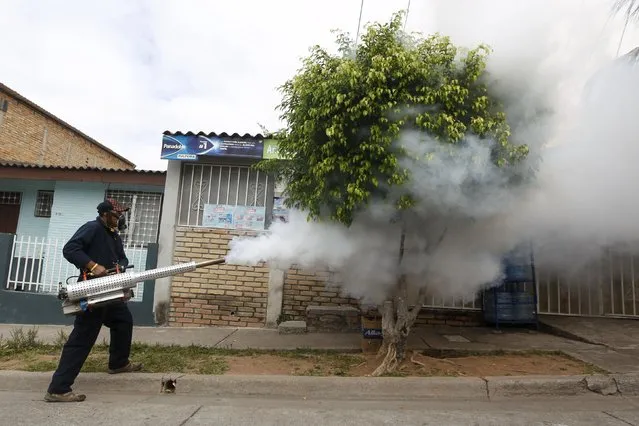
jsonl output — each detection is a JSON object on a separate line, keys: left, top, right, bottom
{"left": 153, "top": 160, "right": 182, "bottom": 324}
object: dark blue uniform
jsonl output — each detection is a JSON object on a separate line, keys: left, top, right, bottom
{"left": 47, "top": 217, "right": 133, "bottom": 395}
{"left": 63, "top": 217, "right": 130, "bottom": 274}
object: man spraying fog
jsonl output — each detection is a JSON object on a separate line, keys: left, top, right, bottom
{"left": 45, "top": 199, "right": 143, "bottom": 403}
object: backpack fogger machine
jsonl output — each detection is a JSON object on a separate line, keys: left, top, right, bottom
{"left": 57, "top": 258, "right": 226, "bottom": 315}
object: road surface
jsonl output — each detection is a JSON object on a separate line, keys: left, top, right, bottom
{"left": 3, "top": 390, "right": 639, "bottom": 425}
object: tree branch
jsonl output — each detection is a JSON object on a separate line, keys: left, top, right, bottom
{"left": 430, "top": 226, "right": 448, "bottom": 252}
{"left": 407, "top": 287, "right": 429, "bottom": 323}
{"left": 406, "top": 226, "right": 448, "bottom": 324}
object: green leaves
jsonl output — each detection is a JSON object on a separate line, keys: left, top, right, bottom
{"left": 257, "top": 11, "right": 528, "bottom": 226}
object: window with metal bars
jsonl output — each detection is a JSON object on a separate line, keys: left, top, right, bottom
{"left": 0, "top": 192, "right": 21, "bottom": 205}
{"left": 105, "top": 189, "right": 163, "bottom": 246}
{"left": 34, "top": 190, "right": 54, "bottom": 217}
{"left": 177, "top": 163, "right": 274, "bottom": 229}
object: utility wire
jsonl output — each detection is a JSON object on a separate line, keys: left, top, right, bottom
{"left": 404, "top": 0, "right": 411, "bottom": 31}
{"left": 617, "top": 6, "right": 632, "bottom": 57}
{"left": 354, "top": 0, "right": 365, "bottom": 50}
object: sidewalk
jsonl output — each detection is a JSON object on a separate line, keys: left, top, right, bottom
{"left": 0, "top": 322, "right": 596, "bottom": 352}
{"left": 2, "top": 322, "right": 637, "bottom": 374}
{"left": 0, "top": 323, "right": 361, "bottom": 351}
{"left": 4, "top": 388, "right": 639, "bottom": 426}
{"left": 537, "top": 316, "right": 639, "bottom": 374}
{"left": 541, "top": 315, "right": 639, "bottom": 350}
{"left": 2, "top": 369, "right": 639, "bottom": 399}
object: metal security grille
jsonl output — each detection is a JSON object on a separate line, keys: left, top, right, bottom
{"left": 423, "top": 294, "right": 481, "bottom": 311}
{"left": 34, "top": 190, "right": 54, "bottom": 217}
{"left": 0, "top": 192, "right": 21, "bottom": 205}
{"left": 536, "top": 246, "right": 639, "bottom": 318}
{"left": 6, "top": 235, "right": 148, "bottom": 301}
{"left": 105, "top": 190, "right": 163, "bottom": 246}
{"left": 177, "top": 163, "right": 273, "bottom": 227}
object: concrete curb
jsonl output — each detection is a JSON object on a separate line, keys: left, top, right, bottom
{"left": 1, "top": 371, "right": 488, "bottom": 400}
{"left": 487, "top": 375, "right": 594, "bottom": 398}
{"left": 612, "top": 372, "right": 639, "bottom": 395}
{"left": 2, "top": 371, "right": 639, "bottom": 399}
{"left": 487, "top": 373, "right": 639, "bottom": 398}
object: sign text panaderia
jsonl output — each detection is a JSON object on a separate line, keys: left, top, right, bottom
{"left": 161, "top": 134, "right": 264, "bottom": 160}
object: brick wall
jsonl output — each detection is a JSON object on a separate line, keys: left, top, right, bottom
{"left": 169, "top": 227, "right": 270, "bottom": 327}
{"left": 281, "top": 268, "right": 360, "bottom": 321}
{"left": 281, "top": 270, "right": 483, "bottom": 327}
{"left": 415, "top": 309, "right": 483, "bottom": 327}
{"left": 0, "top": 88, "right": 133, "bottom": 169}
{"left": 166, "top": 226, "right": 483, "bottom": 329}
{"left": 280, "top": 269, "right": 482, "bottom": 326}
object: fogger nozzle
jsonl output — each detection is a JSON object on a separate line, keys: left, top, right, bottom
{"left": 62, "top": 257, "right": 227, "bottom": 303}
{"left": 195, "top": 258, "right": 226, "bottom": 268}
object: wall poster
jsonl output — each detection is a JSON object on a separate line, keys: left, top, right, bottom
{"left": 202, "top": 204, "right": 235, "bottom": 229}
{"left": 234, "top": 206, "right": 266, "bottom": 230}
{"left": 202, "top": 204, "right": 266, "bottom": 231}
{"left": 272, "top": 196, "right": 289, "bottom": 224}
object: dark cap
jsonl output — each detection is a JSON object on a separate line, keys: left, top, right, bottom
{"left": 97, "top": 198, "right": 129, "bottom": 214}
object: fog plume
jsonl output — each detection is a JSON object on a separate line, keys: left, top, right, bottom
{"left": 226, "top": 0, "right": 639, "bottom": 306}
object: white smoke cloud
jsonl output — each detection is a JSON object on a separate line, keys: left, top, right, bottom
{"left": 227, "top": 0, "right": 639, "bottom": 305}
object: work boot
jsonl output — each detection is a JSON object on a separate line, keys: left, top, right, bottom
{"left": 108, "top": 361, "right": 143, "bottom": 374}
{"left": 44, "top": 392, "right": 86, "bottom": 402}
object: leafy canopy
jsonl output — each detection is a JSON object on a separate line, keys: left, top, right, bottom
{"left": 258, "top": 12, "right": 529, "bottom": 226}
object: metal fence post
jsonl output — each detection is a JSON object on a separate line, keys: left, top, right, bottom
{"left": 0, "top": 233, "right": 15, "bottom": 290}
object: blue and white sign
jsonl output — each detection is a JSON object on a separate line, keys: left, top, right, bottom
{"left": 362, "top": 328, "right": 383, "bottom": 339}
{"left": 161, "top": 134, "right": 264, "bottom": 160}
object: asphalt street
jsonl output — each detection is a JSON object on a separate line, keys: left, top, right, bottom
{"left": 3, "top": 390, "right": 639, "bottom": 426}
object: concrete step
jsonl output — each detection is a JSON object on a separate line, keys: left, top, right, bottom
{"left": 278, "top": 320, "right": 307, "bottom": 335}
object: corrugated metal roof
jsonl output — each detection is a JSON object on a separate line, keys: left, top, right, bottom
{"left": 0, "top": 82, "right": 136, "bottom": 168}
{"left": 163, "top": 130, "right": 266, "bottom": 139}
{"left": 0, "top": 161, "right": 165, "bottom": 174}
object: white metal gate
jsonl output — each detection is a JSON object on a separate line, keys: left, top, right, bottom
{"left": 422, "top": 294, "right": 480, "bottom": 311}
{"left": 417, "top": 247, "right": 639, "bottom": 319}
{"left": 6, "top": 235, "right": 149, "bottom": 302}
{"left": 536, "top": 248, "right": 639, "bottom": 318}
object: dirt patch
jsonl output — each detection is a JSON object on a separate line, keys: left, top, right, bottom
{"left": 0, "top": 346, "right": 602, "bottom": 377}
{"left": 0, "top": 358, "right": 28, "bottom": 370}
{"left": 224, "top": 353, "right": 361, "bottom": 376}
{"left": 349, "top": 351, "right": 593, "bottom": 377}
{"left": 226, "top": 355, "right": 315, "bottom": 375}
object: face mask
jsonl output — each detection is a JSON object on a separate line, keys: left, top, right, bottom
{"left": 117, "top": 214, "right": 127, "bottom": 232}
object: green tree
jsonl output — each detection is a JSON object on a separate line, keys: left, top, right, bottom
{"left": 258, "top": 12, "right": 529, "bottom": 375}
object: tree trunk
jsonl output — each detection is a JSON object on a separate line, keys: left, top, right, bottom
{"left": 371, "top": 227, "right": 417, "bottom": 376}
{"left": 371, "top": 282, "right": 426, "bottom": 376}
{"left": 371, "top": 225, "right": 446, "bottom": 377}
{"left": 372, "top": 300, "right": 400, "bottom": 375}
